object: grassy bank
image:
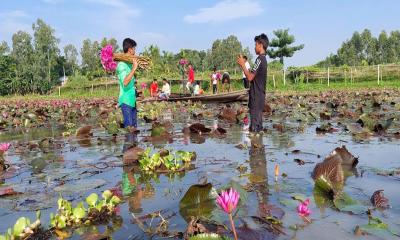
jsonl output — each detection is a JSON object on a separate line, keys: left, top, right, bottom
{"left": 0, "top": 77, "right": 398, "bottom": 101}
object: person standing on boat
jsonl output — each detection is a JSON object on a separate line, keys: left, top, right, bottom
{"left": 116, "top": 38, "right": 138, "bottom": 129}
{"left": 242, "top": 56, "right": 251, "bottom": 89}
{"left": 237, "top": 33, "right": 269, "bottom": 133}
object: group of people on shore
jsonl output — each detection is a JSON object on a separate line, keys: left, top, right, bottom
{"left": 116, "top": 33, "right": 269, "bottom": 133}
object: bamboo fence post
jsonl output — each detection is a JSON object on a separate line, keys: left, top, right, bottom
{"left": 58, "top": 86, "right": 61, "bottom": 96}
{"left": 306, "top": 70, "right": 309, "bottom": 84}
{"left": 273, "top": 75, "right": 276, "bottom": 88}
{"left": 283, "top": 69, "right": 286, "bottom": 86}
{"left": 344, "top": 70, "right": 347, "bottom": 85}
{"left": 377, "top": 65, "right": 380, "bottom": 85}
{"left": 91, "top": 84, "right": 94, "bottom": 95}
{"left": 327, "top": 67, "right": 330, "bottom": 87}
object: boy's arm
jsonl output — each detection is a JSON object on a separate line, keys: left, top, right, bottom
{"left": 122, "top": 59, "right": 138, "bottom": 86}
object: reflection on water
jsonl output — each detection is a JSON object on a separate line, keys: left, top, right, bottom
{"left": 249, "top": 134, "right": 269, "bottom": 216}
{"left": 0, "top": 103, "right": 399, "bottom": 239}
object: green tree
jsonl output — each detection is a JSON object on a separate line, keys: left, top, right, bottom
{"left": 0, "top": 41, "right": 10, "bottom": 56}
{"left": 81, "top": 39, "right": 102, "bottom": 77}
{"left": 64, "top": 44, "right": 78, "bottom": 75}
{"left": 11, "top": 31, "right": 34, "bottom": 94}
{"left": 32, "top": 18, "right": 60, "bottom": 93}
{"left": 100, "top": 37, "right": 119, "bottom": 52}
{"left": 267, "top": 29, "right": 304, "bottom": 65}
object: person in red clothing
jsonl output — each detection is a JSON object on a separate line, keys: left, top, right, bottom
{"left": 150, "top": 79, "right": 159, "bottom": 98}
{"left": 186, "top": 64, "right": 195, "bottom": 93}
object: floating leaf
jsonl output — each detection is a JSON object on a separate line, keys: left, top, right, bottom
{"left": 179, "top": 183, "right": 216, "bottom": 222}
{"left": 86, "top": 193, "right": 98, "bottom": 207}
{"left": 13, "top": 217, "right": 29, "bottom": 237}
{"left": 333, "top": 192, "right": 367, "bottom": 214}
{"left": 359, "top": 216, "right": 399, "bottom": 239}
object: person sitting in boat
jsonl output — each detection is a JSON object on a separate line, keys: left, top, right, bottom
{"left": 150, "top": 79, "right": 159, "bottom": 98}
{"left": 221, "top": 71, "right": 231, "bottom": 92}
{"left": 159, "top": 78, "right": 171, "bottom": 100}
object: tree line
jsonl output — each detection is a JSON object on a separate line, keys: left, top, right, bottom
{"left": 317, "top": 29, "right": 400, "bottom": 67}
{"left": 0, "top": 18, "right": 308, "bottom": 95}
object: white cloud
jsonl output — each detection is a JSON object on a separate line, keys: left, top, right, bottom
{"left": 184, "top": 0, "right": 263, "bottom": 24}
{"left": 0, "top": 10, "right": 31, "bottom": 42}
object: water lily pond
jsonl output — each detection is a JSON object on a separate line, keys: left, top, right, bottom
{"left": 0, "top": 90, "right": 399, "bottom": 239}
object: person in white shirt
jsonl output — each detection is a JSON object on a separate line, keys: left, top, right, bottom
{"left": 242, "top": 56, "right": 251, "bottom": 89}
{"left": 193, "top": 81, "right": 200, "bottom": 95}
{"left": 159, "top": 78, "right": 171, "bottom": 100}
{"left": 210, "top": 67, "right": 220, "bottom": 94}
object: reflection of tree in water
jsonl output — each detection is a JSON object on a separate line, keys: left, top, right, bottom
{"left": 249, "top": 135, "right": 269, "bottom": 214}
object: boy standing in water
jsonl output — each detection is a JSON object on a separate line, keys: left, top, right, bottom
{"left": 116, "top": 38, "right": 138, "bottom": 129}
{"left": 237, "top": 33, "right": 269, "bottom": 133}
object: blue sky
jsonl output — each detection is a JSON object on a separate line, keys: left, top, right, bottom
{"left": 1, "top": 0, "right": 400, "bottom": 66}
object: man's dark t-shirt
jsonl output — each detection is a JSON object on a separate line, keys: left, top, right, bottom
{"left": 249, "top": 54, "right": 267, "bottom": 109}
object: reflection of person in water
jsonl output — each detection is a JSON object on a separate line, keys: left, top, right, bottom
{"left": 249, "top": 134, "right": 269, "bottom": 216}
{"left": 121, "top": 132, "right": 144, "bottom": 213}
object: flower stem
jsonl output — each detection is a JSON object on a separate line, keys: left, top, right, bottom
{"left": 229, "top": 213, "right": 238, "bottom": 240}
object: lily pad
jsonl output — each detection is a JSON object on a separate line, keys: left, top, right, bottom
{"left": 179, "top": 183, "right": 217, "bottom": 222}
{"left": 333, "top": 192, "right": 367, "bottom": 214}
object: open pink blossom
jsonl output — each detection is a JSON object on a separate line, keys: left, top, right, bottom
{"left": 216, "top": 188, "right": 240, "bottom": 214}
{"left": 101, "top": 44, "right": 117, "bottom": 72}
{"left": 297, "top": 198, "right": 311, "bottom": 217}
{"left": 0, "top": 143, "right": 11, "bottom": 153}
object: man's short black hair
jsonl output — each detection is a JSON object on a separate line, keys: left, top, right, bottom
{"left": 163, "top": 78, "right": 167, "bottom": 82}
{"left": 243, "top": 56, "right": 248, "bottom": 60}
{"left": 153, "top": 79, "right": 157, "bottom": 82}
{"left": 213, "top": 67, "right": 217, "bottom": 72}
{"left": 254, "top": 33, "right": 269, "bottom": 50}
{"left": 123, "top": 38, "right": 137, "bottom": 53}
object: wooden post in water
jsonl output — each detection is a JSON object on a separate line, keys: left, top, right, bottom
{"left": 327, "top": 67, "right": 330, "bottom": 87}
{"left": 273, "top": 75, "right": 276, "bottom": 88}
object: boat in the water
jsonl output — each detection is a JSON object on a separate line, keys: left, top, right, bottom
{"left": 140, "top": 89, "right": 248, "bottom": 103}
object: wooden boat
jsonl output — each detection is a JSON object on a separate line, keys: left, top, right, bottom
{"left": 140, "top": 89, "right": 248, "bottom": 103}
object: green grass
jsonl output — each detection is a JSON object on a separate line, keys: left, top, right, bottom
{"left": 0, "top": 77, "right": 398, "bottom": 101}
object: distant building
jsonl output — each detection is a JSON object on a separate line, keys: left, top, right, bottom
{"left": 59, "top": 76, "right": 68, "bottom": 86}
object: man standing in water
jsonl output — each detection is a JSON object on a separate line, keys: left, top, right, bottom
{"left": 237, "top": 34, "right": 268, "bottom": 133}
{"left": 116, "top": 38, "right": 138, "bottom": 129}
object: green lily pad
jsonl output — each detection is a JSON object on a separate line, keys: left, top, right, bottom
{"left": 333, "top": 192, "right": 367, "bottom": 214}
{"left": 359, "top": 216, "right": 400, "bottom": 239}
{"left": 179, "top": 183, "right": 217, "bottom": 222}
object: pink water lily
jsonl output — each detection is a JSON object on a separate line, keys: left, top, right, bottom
{"left": 297, "top": 198, "right": 312, "bottom": 223}
{"left": 0, "top": 143, "right": 11, "bottom": 153}
{"left": 216, "top": 188, "right": 239, "bottom": 240}
{"left": 101, "top": 44, "right": 117, "bottom": 72}
{"left": 216, "top": 188, "right": 239, "bottom": 214}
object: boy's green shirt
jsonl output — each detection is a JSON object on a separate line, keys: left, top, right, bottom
{"left": 116, "top": 61, "right": 136, "bottom": 107}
